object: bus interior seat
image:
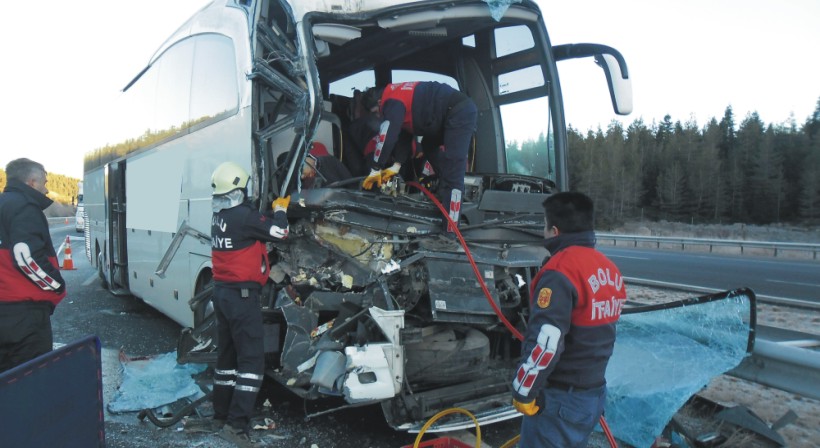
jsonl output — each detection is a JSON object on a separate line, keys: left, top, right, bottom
{"left": 313, "top": 100, "right": 344, "bottom": 160}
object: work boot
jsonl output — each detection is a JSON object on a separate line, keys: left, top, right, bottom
{"left": 184, "top": 417, "right": 225, "bottom": 433}
{"left": 218, "top": 424, "right": 264, "bottom": 448}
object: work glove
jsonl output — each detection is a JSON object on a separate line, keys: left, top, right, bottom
{"left": 269, "top": 212, "right": 289, "bottom": 239}
{"left": 272, "top": 195, "right": 291, "bottom": 212}
{"left": 269, "top": 223, "right": 289, "bottom": 239}
{"left": 512, "top": 398, "right": 541, "bottom": 416}
{"left": 269, "top": 196, "right": 290, "bottom": 239}
{"left": 380, "top": 163, "right": 402, "bottom": 184}
{"left": 362, "top": 168, "right": 383, "bottom": 190}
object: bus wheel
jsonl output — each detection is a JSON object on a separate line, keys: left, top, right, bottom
{"left": 179, "top": 278, "right": 217, "bottom": 364}
{"left": 97, "top": 249, "right": 108, "bottom": 290}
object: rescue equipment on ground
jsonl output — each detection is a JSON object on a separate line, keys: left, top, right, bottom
{"left": 403, "top": 408, "right": 480, "bottom": 448}
{"left": 61, "top": 235, "right": 76, "bottom": 270}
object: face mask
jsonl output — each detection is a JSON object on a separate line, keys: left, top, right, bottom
{"left": 212, "top": 189, "right": 245, "bottom": 212}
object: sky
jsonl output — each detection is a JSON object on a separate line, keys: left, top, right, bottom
{"left": 1, "top": 0, "right": 818, "bottom": 180}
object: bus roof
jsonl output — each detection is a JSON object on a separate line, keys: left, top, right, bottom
{"left": 284, "top": 0, "right": 528, "bottom": 22}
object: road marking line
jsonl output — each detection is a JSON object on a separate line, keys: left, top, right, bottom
{"left": 82, "top": 273, "right": 99, "bottom": 286}
{"left": 766, "top": 279, "right": 820, "bottom": 288}
{"left": 608, "top": 255, "right": 650, "bottom": 260}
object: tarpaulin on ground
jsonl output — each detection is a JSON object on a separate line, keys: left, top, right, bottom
{"left": 107, "top": 351, "right": 207, "bottom": 413}
{"left": 0, "top": 335, "right": 104, "bottom": 447}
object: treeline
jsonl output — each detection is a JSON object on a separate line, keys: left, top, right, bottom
{"left": 0, "top": 169, "right": 80, "bottom": 205}
{"left": 567, "top": 99, "right": 820, "bottom": 228}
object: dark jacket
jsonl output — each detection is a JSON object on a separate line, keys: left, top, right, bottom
{"left": 372, "top": 81, "right": 466, "bottom": 169}
{"left": 0, "top": 179, "right": 66, "bottom": 308}
{"left": 512, "top": 231, "right": 625, "bottom": 402}
{"left": 211, "top": 201, "right": 287, "bottom": 289}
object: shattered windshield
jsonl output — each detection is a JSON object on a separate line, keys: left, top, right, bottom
{"left": 602, "top": 289, "right": 755, "bottom": 447}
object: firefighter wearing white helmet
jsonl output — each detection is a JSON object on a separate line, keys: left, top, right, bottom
{"left": 207, "top": 161, "right": 289, "bottom": 447}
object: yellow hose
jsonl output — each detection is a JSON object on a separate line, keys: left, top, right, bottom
{"left": 499, "top": 434, "right": 521, "bottom": 448}
{"left": 412, "top": 407, "right": 481, "bottom": 448}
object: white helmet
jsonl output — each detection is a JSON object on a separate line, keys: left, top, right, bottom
{"left": 211, "top": 162, "right": 250, "bottom": 196}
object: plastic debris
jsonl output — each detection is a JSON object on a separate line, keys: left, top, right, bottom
{"left": 482, "top": 0, "right": 523, "bottom": 21}
{"left": 253, "top": 417, "right": 277, "bottom": 430}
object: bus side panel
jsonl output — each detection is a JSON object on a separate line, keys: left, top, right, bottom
{"left": 125, "top": 110, "right": 253, "bottom": 328}
{"left": 83, "top": 168, "right": 106, "bottom": 264}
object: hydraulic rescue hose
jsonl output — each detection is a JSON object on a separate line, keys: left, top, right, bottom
{"left": 411, "top": 408, "right": 481, "bottom": 448}
{"left": 406, "top": 181, "right": 523, "bottom": 341}
{"left": 406, "top": 181, "right": 618, "bottom": 448}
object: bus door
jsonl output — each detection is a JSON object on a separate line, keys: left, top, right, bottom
{"left": 106, "top": 161, "right": 130, "bottom": 293}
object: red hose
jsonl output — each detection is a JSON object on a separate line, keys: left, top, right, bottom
{"left": 406, "top": 181, "right": 523, "bottom": 341}
{"left": 407, "top": 181, "right": 618, "bottom": 448}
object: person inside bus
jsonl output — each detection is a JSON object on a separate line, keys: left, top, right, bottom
{"left": 360, "top": 81, "right": 477, "bottom": 233}
{"left": 342, "top": 88, "right": 381, "bottom": 177}
{"left": 300, "top": 142, "right": 352, "bottom": 189}
{"left": 207, "top": 161, "right": 289, "bottom": 448}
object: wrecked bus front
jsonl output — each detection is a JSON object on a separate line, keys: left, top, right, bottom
{"left": 84, "top": 0, "right": 631, "bottom": 431}
{"left": 239, "top": 0, "right": 630, "bottom": 430}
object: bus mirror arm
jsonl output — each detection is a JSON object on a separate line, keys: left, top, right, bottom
{"left": 155, "top": 221, "right": 210, "bottom": 278}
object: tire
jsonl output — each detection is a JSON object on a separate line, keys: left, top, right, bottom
{"left": 178, "top": 278, "right": 218, "bottom": 364}
{"left": 97, "top": 249, "right": 108, "bottom": 290}
{"left": 404, "top": 325, "right": 490, "bottom": 385}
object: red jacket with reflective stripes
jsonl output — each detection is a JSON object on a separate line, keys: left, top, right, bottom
{"left": 513, "top": 231, "right": 625, "bottom": 401}
{"left": 0, "top": 180, "right": 66, "bottom": 308}
{"left": 211, "top": 202, "right": 287, "bottom": 288}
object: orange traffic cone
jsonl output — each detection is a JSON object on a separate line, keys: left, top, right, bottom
{"left": 62, "top": 236, "right": 76, "bottom": 270}
{"left": 64, "top": 217, "right": 69, "bottom": 224}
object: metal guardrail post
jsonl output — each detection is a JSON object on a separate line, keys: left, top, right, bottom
{"left": 729, "top": 339, "right": 820, "bottom": 401}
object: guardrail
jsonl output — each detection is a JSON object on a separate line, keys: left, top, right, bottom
{"left": 598, "top": 233, "right": 820, "bottom": 260}
{"left": 47, "top": 217, "right": 75, "bottom": 226}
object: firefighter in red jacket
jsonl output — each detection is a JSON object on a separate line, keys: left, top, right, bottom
{"left": 361, "top": 81, "right": 477, "bottom": 233}
{"left": 0, "top": 158, "right": 66, "bottom": 373}
{"left": 512, "top": 192, "right": 626, "bottom": 447}
{"left": 209, "top": 161, "right": 289, "bottom": 448}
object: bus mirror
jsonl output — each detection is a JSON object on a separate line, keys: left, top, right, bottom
{"left": 595, "top": 53, "right": 633, "bottom": 115}
{"left": 553, "top": 43, "right": 633, "bottom": 115}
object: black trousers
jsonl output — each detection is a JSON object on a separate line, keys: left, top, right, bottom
{"left": 0, "top": 301, "right": 53, "bottom": 373}
{"left": 422, "top": 98, "right": 478, "bottom": 231}
{"left": 212, "top": 286, "right": 265, "bottom": 431}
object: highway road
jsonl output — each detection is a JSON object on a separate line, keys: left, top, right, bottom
{"left": 599, "top": 246, "right": 819, "bottom": 303}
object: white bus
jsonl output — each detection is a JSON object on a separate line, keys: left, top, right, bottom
{"left": 83, "top": 0, "right": 631, "bottom": 430}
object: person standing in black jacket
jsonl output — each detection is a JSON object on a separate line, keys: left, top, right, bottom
{"left": 0, "top": 158, "right": 66, "bottom": 373}
{"left": 209, "top": 161, "right": 289, "bottom": 448}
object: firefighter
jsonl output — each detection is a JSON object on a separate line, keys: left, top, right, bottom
{"left": 361, "top": 81, "right": 477, "bottom": 233}
{"left": 512, "top": 192, "right": 625, "bottom": 447}
{"left": 209, "top": 161, "right": 289, "bottom": 448}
